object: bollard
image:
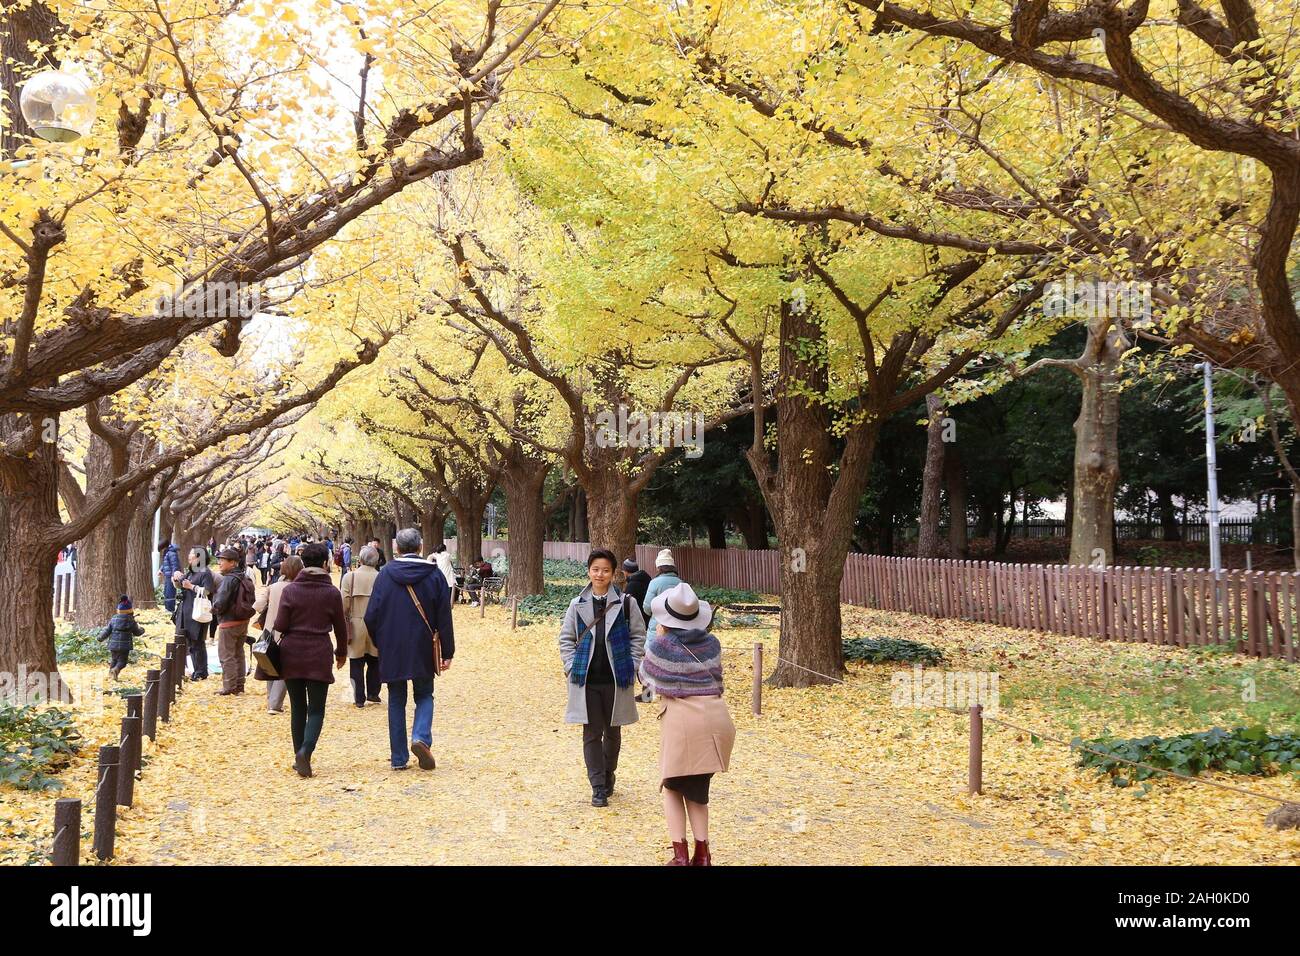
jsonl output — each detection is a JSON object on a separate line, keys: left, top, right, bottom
{"left": 511, "top": 596, "right": 518, "bottom": 629}
{"left": 159, "top": 657, "right": 173, "bottom": 723}
{"left": 142, "top": 670, "right": 159, "bottom": 741}
{"left": 170, "top": 642, "right": 184, "bottom": 695}
{"left": 480, "top": 594, "right": 486, "bottom": 618}
{"left": 968, "top": 705, "right": 983, "bottom": 795}
{"left": 752, "top": 643, "right": 763, "bottom": 716}
{"left": 117, "top": 714, "right": 141, "bottom": 807}
{"left": 93, "top": 745, "right": 119, "bottom": 861}
{"left": 51, "top": 798, "right": 80, "bottom": 866}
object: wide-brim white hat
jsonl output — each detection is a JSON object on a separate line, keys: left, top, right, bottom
{"left": 650, "top": 582, "right": 712, "bottom": 631}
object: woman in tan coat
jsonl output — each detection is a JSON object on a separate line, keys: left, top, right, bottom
{"left": 341, "top": 545, "right": 382, "bottom": 707}
{"left": 253, "top": 555, "right": 302, "bottom": 713}
{"left": 639, "top": 582, "right": 735, "bottom": 866}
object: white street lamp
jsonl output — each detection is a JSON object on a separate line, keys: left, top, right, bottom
{"left": 19, "top": 69, "right": 96, "bottom": 143}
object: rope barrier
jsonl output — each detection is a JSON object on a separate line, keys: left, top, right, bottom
{"left": 983, "top": 713, "right": 1296, "bottom": 808}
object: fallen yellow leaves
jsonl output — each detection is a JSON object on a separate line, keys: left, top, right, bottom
{"left": 5, "top": 601, "right": 1299, "bottom": 865}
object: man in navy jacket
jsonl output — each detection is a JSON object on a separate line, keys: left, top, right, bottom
{"left": 364, "top": 528, "right": 455, "bottom": 770}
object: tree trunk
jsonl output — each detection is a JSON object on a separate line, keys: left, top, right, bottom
{"left": 917, "top": 393, "right": 946, "bottom": 558}
{"left": 582, "top": 470, "right": 637, "bottom": 561}
{"left": 1068, "top": 316, "right": 1127, "bottom": 566}
{"left": 0, "top": 432, "right": 69, "bottom": 700}
{"left": 748, "top": 297, "right": 882, "bottom": 688}
{"left": 126, "top": 499, "right": 156, "bottom": 602}
{"left": 732, "top": 492, "right": 769, "bottom": 549}
{"left": 0, "top": 3, "right": 61, "bottom": 157}
{"left": 74, "top": 436, "right": 131, "bottom": 627}
{"left": 451, "top": 503, "right": 485, "bottom": 563}
{"left": 419, "top": 509, "right": 446, "bottom": 553}
{"left": 573, "top": 486, "right": 588, "bottom": 542}
{"left": 706, "top": 514, "right": 727, "bottom": 549}
{"left": 1157, "top": 487, "right": 1180, "bottom": 541}
{"left": 944, "top": 443, "right": 968, "bottom": 557}
{"left": 501, "top": 465, "right": 548, "bottom": 596}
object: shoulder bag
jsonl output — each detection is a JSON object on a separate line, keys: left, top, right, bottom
{"left": 406, "top": 585, "right": 444, "bottom": 675}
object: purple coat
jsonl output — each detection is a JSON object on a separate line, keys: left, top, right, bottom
{"left": 272, "top": 568, "right": 347, "bottom": 683}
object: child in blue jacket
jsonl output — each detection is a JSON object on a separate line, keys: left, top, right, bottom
{"left": 98, "top": 595, "right": 145, "bottom": 681}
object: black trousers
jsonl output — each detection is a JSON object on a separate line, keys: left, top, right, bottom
{"left": 109, "top": 647, "right": 129, "bottom": 672}
{"left": 284, "top": 679, "right": 328, "bottom": 756}
{"left": 582, "top": 682, "right": 621, "bottom": 790}
{"left": 349, "top": 655, "right": 381, "bottom": 705}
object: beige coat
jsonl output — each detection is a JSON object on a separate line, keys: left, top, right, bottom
{"left": 657, "top": 694, "right": 735, "bottom": 778}
{"left": 341, "top": 565, "right": 379, "bottom": 658}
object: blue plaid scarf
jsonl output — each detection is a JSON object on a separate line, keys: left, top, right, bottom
{"left": 569, "top": 588, "right": 636, "bottom": 689}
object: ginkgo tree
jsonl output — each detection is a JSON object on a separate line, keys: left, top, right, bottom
{"left": 499, "top": 0, "right": 1072, "bottom": 684}
{"left": 0, "top": 0, "right": 564, "bottom": 693}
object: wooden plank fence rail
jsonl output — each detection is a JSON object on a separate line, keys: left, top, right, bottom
{"left": 448, "top": 538, "right": 1299, "bottom": 660}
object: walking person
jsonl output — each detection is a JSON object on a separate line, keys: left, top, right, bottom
{"left": 158, "top": 539, "right": 181, "bottom": 615}
{"left": 256, "top": 539, "right": 271, "bottom": 586}
{"left": 97, "top": 595, "right": 145, "bottom": 682}
{"left": 337, "top": 536, "right": 354, "bottom": 586}
{"left": 253, "top": 555, "right": 302, "bottom": 714}
{"left": 640, "top": 582, "right": 734, "bottom": 866}
{"left": 272, "top": 543, "right": 348, "bottom": 778}
{"left": 211, "top": 547, "right": 257, "bottom": 696}
{"left": 341, "top": 545, "right": 382, "bottom": 707}
{"left": 174, "top": 547, "right": 214, "bottom": 680}
{"left": 635, "top": 550, "right": 680, "bottom": 702}
{"left": 558, "top": 549, "right": 646, "bottom": 807}
{"left": 363, "top": 528, "right": 455, "bottom": 771}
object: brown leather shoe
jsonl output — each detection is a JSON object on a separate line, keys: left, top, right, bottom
{"left": 667, "top": 841, "right": 690, "bottom": 866}
{"left": 411, "top": 740, "right": 436, "bottom": 770}
{"left": 691, "top": 840, "right": 711, "bottom": 866}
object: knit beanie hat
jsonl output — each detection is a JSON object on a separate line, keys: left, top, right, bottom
{"left": 654, "top": 548, "right": 674, "bottom": 568}
{"left": 116, "top": 595, "right": 133, "bottom": 611}
{"left": 622, "top": 558, "right": 639, "bottom": 573}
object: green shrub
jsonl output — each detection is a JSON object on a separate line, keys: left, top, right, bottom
{"left": 843, "top": 636, "right": 946, "bottom": 665}
{"left": 1075, "top": 725, "right": 1300, "bottom": 785}
{"left": 543, "top": 558, "right": 588, "bottom": 581}
{"left": 694, "top": 585, "right": 761, "bottom": 606}
{"left": 0, "top": 703, "right": 83, "bottom": 791}
{"left": 518, "top": 582, "right": 580, "bottom": 620}
{"left": 54, "top": 626, "right": 111, "bottom": 665}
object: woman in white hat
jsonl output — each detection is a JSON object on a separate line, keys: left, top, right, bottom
{"left": 640, "top": 581, "right": 735, "bottom": 866}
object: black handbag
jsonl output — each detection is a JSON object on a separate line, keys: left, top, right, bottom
{"left": 252, "top": 627, "right": 282, "bottom": 677}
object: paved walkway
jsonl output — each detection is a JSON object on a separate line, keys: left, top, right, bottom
{"left": 115, "top": 606, "right": 1069, "bottom": 865}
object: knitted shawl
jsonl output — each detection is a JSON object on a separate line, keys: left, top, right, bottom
{"left": 640, "top": 627, "right": 723, "bottom": 697}
{"left": 569, "top": 589, "right": 636, "bottom": 690}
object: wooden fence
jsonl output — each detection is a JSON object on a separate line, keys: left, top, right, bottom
{"left": 993, "top": 517, "right": 1280, "bottom": 544}
{"left": 456, "top": 537, "right": 1297, "bottom": 660}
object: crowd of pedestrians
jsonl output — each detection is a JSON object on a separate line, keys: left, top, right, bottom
{"left": 115, "top": 528, "right": 733, "bottom": 864}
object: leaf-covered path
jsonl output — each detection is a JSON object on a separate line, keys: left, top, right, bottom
{"left": 111, "top": 604, "right": 1072, "bottom": 866}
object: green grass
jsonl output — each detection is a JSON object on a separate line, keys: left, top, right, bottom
{"left": 1002, "top": 649, "right": 1300, "bottom": 735}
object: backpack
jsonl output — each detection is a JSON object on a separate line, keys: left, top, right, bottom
{"left": 333, "top": 545, "right": 344, "bottom": 567}
{"left": 230, "top": 574, "right": 257, "bottom": 621}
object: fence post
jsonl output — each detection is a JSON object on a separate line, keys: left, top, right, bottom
{"left": 480, "top": 593, "right": 486, "bottom": 618}
{"left": 93, "top": 745, "right": 119, "bottom": 861}
{"left": 51, "top": 798, "right": 80, "bottom": 866}
{"left": 511, "top": 596, "right": 518, "bottom": 629}
{"left": 968, "top": 705, "right": 983, "bottom": 795}
{"left": 752, "top": 642, "right": 763, "bottom": 716}
{"left": 172, "top": 641, "right": 185, "bottom": 695}
{"left": 117, "top": 711, "right": 141, "bottom": 808}
{"left": 142, "top": 669, "right": 159, "bottom": 741}
{"left": 159, "top": 655, "right": 172, "bottom": 723}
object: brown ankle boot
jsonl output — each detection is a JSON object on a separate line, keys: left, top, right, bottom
{"left": 691, "top": 840, "right": 712, "bottom": 866}
{"left": 666, "top": 841, "right": 690, "bottom": 865}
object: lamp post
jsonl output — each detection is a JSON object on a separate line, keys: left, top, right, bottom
{"left": 1201, "top": 362, "right": 1223, "bottom": 573}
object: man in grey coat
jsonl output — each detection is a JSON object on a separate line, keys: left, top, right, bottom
{"left": 558, "top": 549, "right": 646, "bottom": 807}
